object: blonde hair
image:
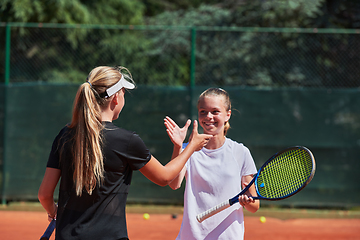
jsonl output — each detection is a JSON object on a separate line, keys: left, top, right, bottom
{"left": 197, "top": 88, "right": 231, "bottom": 135}
{"left": 69, "top": 66, "right": 134, "bottom": 196}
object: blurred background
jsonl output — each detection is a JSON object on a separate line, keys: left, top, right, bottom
{"left": 0, "top": 0, "right": 359, "bottom": 209}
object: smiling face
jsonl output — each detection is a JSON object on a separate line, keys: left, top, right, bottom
{"left": 197, "top": 95, "right": 231, "bottom": 136}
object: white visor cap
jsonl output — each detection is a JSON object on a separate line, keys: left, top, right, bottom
{"left": 104, "top": 75, "right": 135, "bottom": 98}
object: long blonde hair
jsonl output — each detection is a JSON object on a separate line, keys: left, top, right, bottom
{"left": 197, "top": 88, "right": 232, "bottom": 135}
{"left": 69, "top": 66, "right": 134, "bottom": 196}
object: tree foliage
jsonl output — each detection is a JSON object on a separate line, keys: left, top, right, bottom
{"left": 0, "top": 0, "right": 359, "bottom": 87}
{"left": 144, "top": 0, "right": 360, "bottom": 87}
{"left": 0, "top": 0, "right": 145, "bottom": 24}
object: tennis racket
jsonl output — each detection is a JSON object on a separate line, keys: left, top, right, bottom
{"left": 40, "top": 219, "right": 56, "bottom": 240}
{"left": 196, "top": 146, "right": 316, "bottom": 223}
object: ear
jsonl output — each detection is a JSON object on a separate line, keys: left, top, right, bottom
{"left": 111, "top": 92, "right": 119, "bottom": 105}
{"left": 225, "top": 109, "right": 231, "bottom": 122}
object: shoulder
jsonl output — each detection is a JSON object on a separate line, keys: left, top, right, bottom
{"left": 57, "top": 125, "right": 71, "bottom": 136}
{"left": 226, "top": 137, "right": 242, "bottom": 146}
{"left": 53, "top": 125, "right": 73, "bottom": 145}
{"left": 225, "top": 138, "right": 254, "bottom": 163}
{"left": 103, "top": 122, "right": 137, "bottom": 138}
{"left": 103, "top": 122, "right": 149, "bottom": 151}
{"left": 226, "top": 138, "right": 252, "bottom": 151}
{"left": 225, "top": 138, "right": 246, "bottom": 153}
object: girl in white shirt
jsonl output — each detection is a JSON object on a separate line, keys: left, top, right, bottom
{"left": 165, "top": 88, "right": 260, "bottom": 240}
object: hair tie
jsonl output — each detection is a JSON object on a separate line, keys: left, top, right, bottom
{"left": 86, "top": 81, "right": 92, "bottom": 88}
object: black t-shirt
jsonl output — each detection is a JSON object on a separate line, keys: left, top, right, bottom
{"left": 47, "top": 122, "right": 151, "bottom": 240}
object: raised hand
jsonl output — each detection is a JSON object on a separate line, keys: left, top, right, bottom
{"left": 188, "top": 120, "right": 212, "bottom": 151}
{"left": 164, "top": 116, "right": 191, "bottom": 147}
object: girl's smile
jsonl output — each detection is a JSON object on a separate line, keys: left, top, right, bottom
{"left": 198, "top": 95, "right": 231, "bottom": 136}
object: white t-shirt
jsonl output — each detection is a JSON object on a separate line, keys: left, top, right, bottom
{"left": 176, "top": 138, "right": 257, "bottom": 240}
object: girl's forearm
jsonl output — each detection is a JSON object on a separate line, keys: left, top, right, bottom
{"left": 38, "top": 168, "right": 61, "bottom": 218}
{"left": 170, "top": 144, "right": 182, "bottom": 160}
{"left": 140, "top": 142, "right": 196, "bottom": 186}
{"left": 40, "top": 198, "right": 57, "bottom": 218}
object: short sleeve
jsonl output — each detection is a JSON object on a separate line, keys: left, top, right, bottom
{"left": 46, "top": 128, "right": 65, "bottom": 169}
{"left": 125, "top": 133, "right": 151, "bottom": 170}
{"left": 241, "top": 146, "right": 257, "bottom": 177}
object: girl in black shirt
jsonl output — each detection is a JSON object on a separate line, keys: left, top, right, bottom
{"left": 38, "top": 66, "right": 212, "bottom": 240}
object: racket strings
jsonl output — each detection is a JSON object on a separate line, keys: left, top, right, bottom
{"left": 256, "top": 149, "right": 313, "bottom": 199}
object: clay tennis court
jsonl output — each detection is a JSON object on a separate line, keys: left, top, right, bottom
{"left": 1, "top": 205, "right": 359, "bottom": 240}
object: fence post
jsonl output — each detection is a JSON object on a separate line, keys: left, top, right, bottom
{"left": 189, "top": 27, "right": 196, "bottom": 120}
{"left": 2, "top": 23, "right": 11, "bottom": 205}
{"left": 4, "top": 24, "right": 11, "bottom": 85}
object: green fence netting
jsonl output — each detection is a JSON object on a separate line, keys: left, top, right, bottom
{"left": 1, "top": 85, "right": 359, "bottom": 207}
{"left": 1, "top": 23, "right": 360, "bottom": 88}
{"left": 1, "top": 23, "right": 360, "bottom": 207}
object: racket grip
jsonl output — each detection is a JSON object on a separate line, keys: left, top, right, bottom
{"left": 196, "top": 200, "right": 231, "bottom": 223}
{"left": 40, "top": 219, "right": 56, "bottom": 240}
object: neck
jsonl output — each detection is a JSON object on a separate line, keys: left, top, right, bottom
{"left": 205, "top": 135, "right": 226, "bottom": 150}
{"left": 101, "top": 112, "right": 114, "bottom": 122}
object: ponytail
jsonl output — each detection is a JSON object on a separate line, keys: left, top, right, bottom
{"left": 224, "top": 121, "right": 230, "bottom": 136}
{"left": 69, "top": 82, "right": 104, "bottom": 196}
{"left": 69, "top": 66, "right": 135, "bottom": 196}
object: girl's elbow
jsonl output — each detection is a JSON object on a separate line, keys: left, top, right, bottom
{"left": 38, "top": 189, "right": 52, "bottom": 202}
{"left": 158, "top": 181, "right": 169, "bottom": 187}
{"left": 169, "top": 180, "right": 182, "bottom": 190}
{"left": 157, "top": 176, "right": 182, "bottom": 187}
{"left": 38, "top": 192, "right": 46, "bottom": 203}
{"left": 169, "top": 184, "right": 180, "bottom": 190}
{"left": 154, "top": 177, "right": 173, "bottom": 187}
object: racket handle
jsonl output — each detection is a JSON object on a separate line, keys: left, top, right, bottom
{"left": 40, "top": 219, "right": 56, "bottom": 240}
{"left": 196, "top": 200, "right": 231, "bottom": 223}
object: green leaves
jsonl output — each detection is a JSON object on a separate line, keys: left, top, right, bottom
{"left": 0, "top": 0, "right": 145, "bottom": 24}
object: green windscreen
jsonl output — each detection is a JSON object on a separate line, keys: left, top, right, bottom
{"left": 1, "top": 84, "right": 359, "bottom": 207}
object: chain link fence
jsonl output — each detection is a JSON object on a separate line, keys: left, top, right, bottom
{"left": 1, "top": 23, "right": 360, "bottom": 207}
{"left": 1, "top": 23, "right": 360, "bottom": 87}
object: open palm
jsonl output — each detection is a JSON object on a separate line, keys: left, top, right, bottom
{"left": 164, "top": 116, "right": 191, "bottom": 147}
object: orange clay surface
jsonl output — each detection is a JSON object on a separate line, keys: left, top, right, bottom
{"left": 1, "top": 210, "right": 360, "bottom": 240}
